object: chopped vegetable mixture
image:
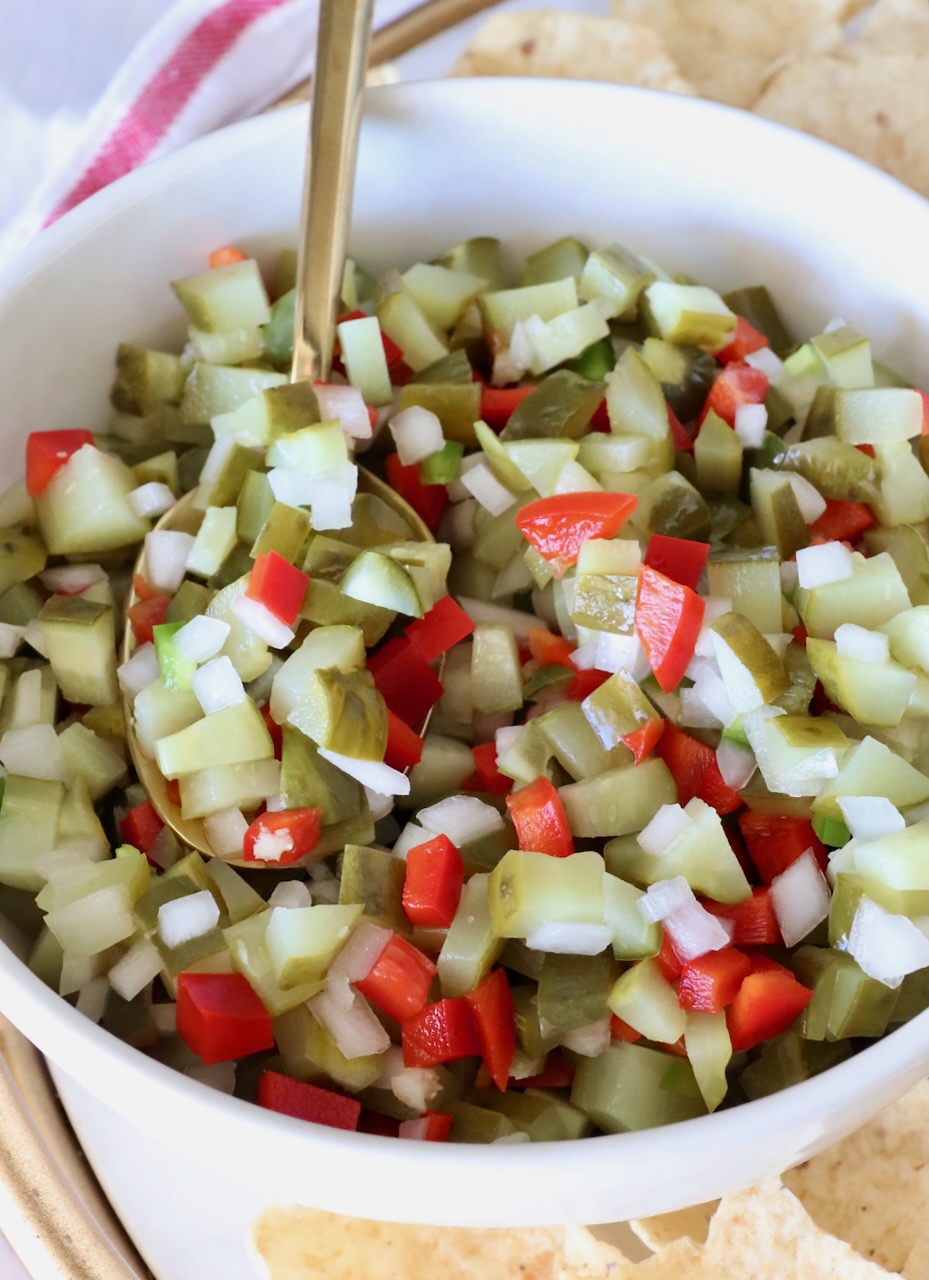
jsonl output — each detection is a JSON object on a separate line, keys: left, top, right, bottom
{"left": 0, "top": 232, "right": 926, "bottom": 1144}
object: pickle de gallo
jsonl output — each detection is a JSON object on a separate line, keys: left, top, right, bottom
{"left": 0, "top": 233, "right": 925, "bottom": 1143}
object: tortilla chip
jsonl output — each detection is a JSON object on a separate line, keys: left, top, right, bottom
{"left": 753, "top": 51, "right": 929, "bottom": 195}
{"left": 453, "top": 12, "right": 693, "bottom": 95}
{"left": 608, "top": 0, "right": 853, "bottom": 107}
{"left": 630, "top": 1081, "right": 929, "bottom": 1265}
{"left": 850, "top": 0, "right": 929, "bottom": 55}
{"left": 781, "top": 1080, "right": 929, "bottom": 1272}
{"left": 250, "top": 1209, "right": 626, "bottom": 1280}
{"left": 902, "top": 1228, "right": 928, "bottom": 1280}
{"left": 699, "top": 1178, "right": 898, "bottom": 1278}
{"left": 564, "top": 1237, "right": 707, "bottom": 1279}
{"left": 628, "top": 1201, "right": 715, "bottom": 1253}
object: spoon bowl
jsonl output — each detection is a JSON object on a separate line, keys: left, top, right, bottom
{"left": 122, "top": 468, "right": 433, "bottom": 862}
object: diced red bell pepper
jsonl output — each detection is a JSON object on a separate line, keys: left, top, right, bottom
{"left": 245, "top": 551, "right": 308, "bottom": 627}
{"left": 655, "top": 930, "right": 684, "bottom": 982}
{"left": 515, "top": 492, "right": 638, "bottom": 577}
{"left": 609, "top": 1014, "right": 643, "bottom": 1044}
{"left": 399, "top": 1111, "right": 454, "bottom": 1142}
{"left": 127, "top": 594, "right": 171, "bottom": 645}
{"left": 402, "top": 834, "right": 464, "bottom": 929}
{"left": 368, "top": 637, "right": 444, "bottom": 726}
{"left": 568, "top": 668, "right": 611, "bottom": 701}
{"left": 667, "top": 404, "right": 695, "bottom": 451}
{"left": 738, "top": 811, "right": 828, "bottom": 883}
{"left": 464, "top": 967, "right": 516, "bottom": 1091}
{"left": 808, "top": 498, "right": 875, "bottom": 544}
{"left": 405, "top": 594, "right": 475, "bottom": 662}
{"left": 384, "top": 707, "right": 424, "bottom": 771}
{"left": 726, "top": 969, "right": 815, "bottom": 1052}
{"left": 132, "top": 573, "right": 162, "bottom": 602}
{"left": 700, "top": 361, "right": 769, "bottom": 429}
{"left": 791, "top": 625, "right": 808, "bottom": 647}
{"left": 527, "top": 626, "right": 576, "bottom": 671}
{"left": 176, "top": 972, "right": 274, "bottom": 1065}
{"left": 715, "top": 315, "right": 769, "bottom": 365}
{"left": 479, "top": 384, "right": 535, "bottom": 430}
{"left": 119, "top": 799, "right": 164, "bottom": 856}
{"left": 743, "top": 950, "right": 795, "bottom": 978}
{"left": 358, "top": 1109, "right": 402, "bottom": 1138}
{"left": 635, "top": 566, "right": 705, "bottom": 693}
{"left": 259, "top": 703, "right": 283, "bottom": 759}
{"left": 208, "top": 245, "right": 247, "bottom": 268}
{"left": 242, "top": 809, "right": 322, "bottom": 865}
{"left": 511, "top": 1049, "right": 576, "bottom": 1090}
{"left": 384, "top": 453, "right": 449, "bottom": 532}
{"left": 470, "top": 741, "right": 513, "bottom": 795}
{"left": 506, "top": 775, "right": 574, "bottom": 858}
{"left": 657, "top": 722, "right": 742, "bottom": 815}
{"left": 677, "top": 947, "right": 752, "bottom": 1013}
{"left": 643, "top": 534, "right": 710, "bottom": 591}
{"left": 356, "top": 932, "right": 436, "bottom": 1023}
{"left": 257, "top": 1071, "right": 361, "bottom": 1131}
{"left": 622, "top": 716, "right": 665, "bottom": 765}
{"left": 402, "top": 997, "right": 482, "bottom": 1068}
{"left": 703, "top": 887, "right": 783, "bottom": 946}
{"left": 25, "top": 429, "right": 95, "bottom": 497}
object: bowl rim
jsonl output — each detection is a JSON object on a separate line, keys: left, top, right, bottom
{"left": 0, "top": 75, "right": 927, "bottom": 1220}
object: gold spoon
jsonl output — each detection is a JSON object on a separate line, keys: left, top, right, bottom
{"left": 122, "top": 0, "right": 434, "bottom": 862}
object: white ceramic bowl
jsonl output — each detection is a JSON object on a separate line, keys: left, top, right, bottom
{"left": 0, "top": 79, "right": 927, "bottom": 1275}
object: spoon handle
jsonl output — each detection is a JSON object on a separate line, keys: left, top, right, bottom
{"left": 291, "top": 0, "right": 375, "bottom": 384}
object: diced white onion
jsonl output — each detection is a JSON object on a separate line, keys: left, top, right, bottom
{"left": 230, "top": 594, "right": 295, "bottom": 649}
{"left": 638, "top": 804, "right": 692, "bottom": 857}
{"left": 682, "top": 667, "right": 736, "bottom": 729}
{"left": 391, "top": 821, "right": 431, "bottom": 860}
{"left": 268, "top": 466, "right": 314, "bottom": 508}
{"left": 418, "top": 794, "right": 503, "bottom": 845}
{"left": 744, "top": 346, "right": 785, "bottom": 384}
{"left": 663, "top": 900, "right": 733, "bottom": 962}
{"left": 364, "top": 787, "right": 395, "bottom": 821}
{"left": 495, "top": 725, "right": 522, "bottom": 758}
{"left": 389, "top": 404, "right": 444, "bottom": 465}
{"left": 764, "top": 633, "right": 792, "bottom": 658}
{"left": 328, "top": 919, "right": 391, "bottom": 984}
{"left": 117, "top": 642, "right": 161, "bottom": 700}
{"left": 733, "top": 402, "right": 768, "bottom": 448}
{"left": 795, "top": 541, "right": 855, "bottom": 589}
{"left": 203, "top": 806, "right": 249, "bottom": 858}
{"left": 847, "top": 896, "right": 929, "bottom": 988}
{"left": 572, "top": 631, "right": 648, "bottom": 681}
{"left": 76, "top": 976, "right": 110, "bottom": 1023}
{"left": 0, "top": 724, "right": 65, "bottom": 781}
{"left": 191, "top": 655, "right": 246, "bottom": 714}
{"left": 716, "top": 737, "right": 757, "bottom": 790}
{"left": 637, "top": 876, "right": 694, "bottom": 923}
{"left": 128, "top": 482, "right": 175, "bottom": 519}
{"left": 317, "top": 748, "right": 410, "bottom": 796}
{"left": 524, "top": 922, "right": 613, "bottom": 955}
{"left": 263, "top": 793, "right": 287, "bottom": 813}
{"left": 823, "top": 315, "right": 847, "bottom": 333}
{"left": 838, "top": 795, "right": 905, "bottom": 843}
{"left": 144, "top": 530, "right": 196, "bottom": 593}
{"left": 561, "top": 1016, "right": 612, "bottom": 1057}
{"left": 172, "top": 615, "right": 230, "bottom": 664}
{"left": 390, "top": 1065, "right": 442, "bottom": 1112}
{"left": 308, "top": 463, "right": 358, "bottom": 531}
{"left": 461, "top": 459, "right": 516, "bottom": 517}
{"left": 770, "top": 849, "right": 831, "bottom": 947}
{"left": 398, "top": 1117, "right": 433, "bottom": 1141}
{"left": 785, "top": 472, "right": 827, "bottom": 524}
{"left": 693, "top": 598, "right": 734, "bottom": 657}
{"left": 457, "top": 596, "right": 542, "bottom": 642}
{"left": 40, "top": 564, "right": 107, "bottom": 594}
{"left": 108, "top": 936, "right": 163, "bottom": 1001}
{"left": 834, "top": 623, "right": 890, "bottom": 665}
{"left": 157, "top": 890, "right": 220, "bottom": 949}
{"left": 315, "top": 383, "right": 372, "bottom": 440}
{"left": 267, "top": 881, "right": 313, "bottom": 910}
{"left": 0, "top": 622, "right": 25, "bottom": 658}
{"left": 309, "top": 987, "right": 391, "bottom": 1060}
